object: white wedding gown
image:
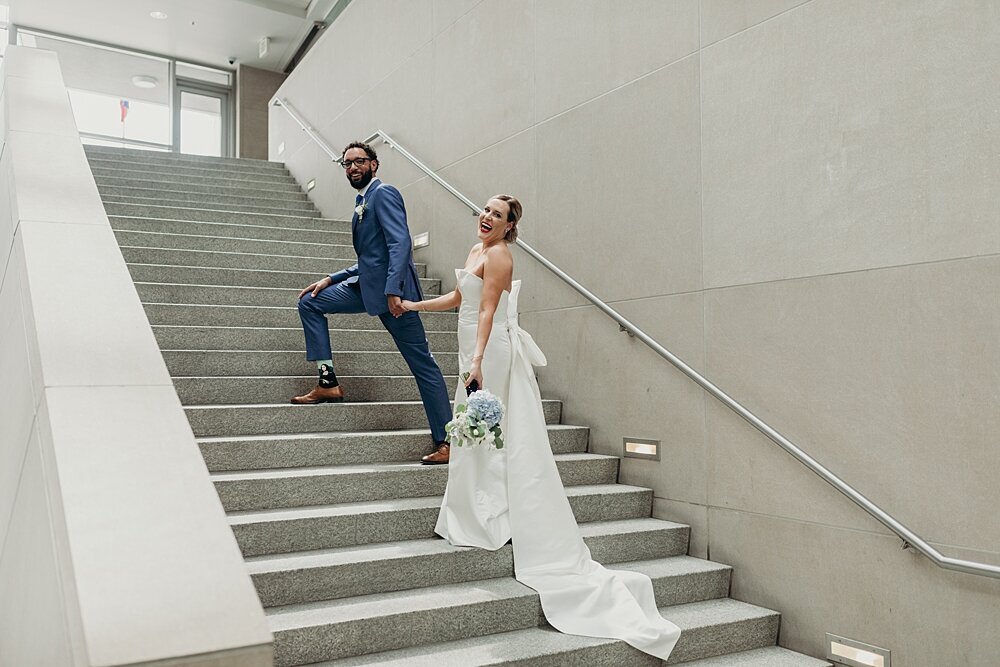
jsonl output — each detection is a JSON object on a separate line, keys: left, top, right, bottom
{"left": 435, "top": 269, "right": 681, "bottom": 660}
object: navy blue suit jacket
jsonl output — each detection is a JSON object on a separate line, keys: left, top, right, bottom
{"left": 328, "top": 179, "right": 424, "bottom": 316}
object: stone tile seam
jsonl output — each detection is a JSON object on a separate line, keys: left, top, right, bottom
{"left": 518, "top": 248, "right": 1000, "bottom": 316}
{"left": 0, "top": 411, "right": 39, "bottom": 559}
{"left": 700, "top": 0, "right": 820, "bottom": 51}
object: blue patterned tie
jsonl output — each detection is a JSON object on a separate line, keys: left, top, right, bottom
{"left": 356, "top": 194, "right": 364, "bottom": 207}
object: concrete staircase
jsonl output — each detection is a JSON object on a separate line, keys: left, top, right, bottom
{"left": 85, "top": 144, "right": 831, "bottom": 667}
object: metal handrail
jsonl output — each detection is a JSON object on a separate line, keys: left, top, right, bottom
{"left": 273, "top": 96, "right": 1000, "bottom": 580}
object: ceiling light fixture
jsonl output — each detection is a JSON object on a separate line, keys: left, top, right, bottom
{"left": 131, "top": 75, "right": 158, "bottom": 89}
{"left": 150, "top": 11, "right": 168, "bottom": 20}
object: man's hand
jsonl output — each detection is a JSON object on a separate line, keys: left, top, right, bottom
{"left": 388, "top": 294, "right": 406, "bottom": 317}
{"left": 299, "top": 276, "right": 332, "bottom": 299}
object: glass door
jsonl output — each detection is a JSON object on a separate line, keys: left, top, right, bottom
{"left": 174, "top": 79, "right": 231, "bottom": 157}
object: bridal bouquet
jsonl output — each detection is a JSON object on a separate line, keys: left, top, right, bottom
{"left": 446, "top": 381, "right": 505, "bottom": 450}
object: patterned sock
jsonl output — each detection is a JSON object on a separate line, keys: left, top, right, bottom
{"left": 316, "top": 361, "right": 338, "bottom": 388}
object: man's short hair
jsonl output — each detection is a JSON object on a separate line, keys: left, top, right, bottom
{"left": 342, "top": 141, "right": 378, "bottom": 162}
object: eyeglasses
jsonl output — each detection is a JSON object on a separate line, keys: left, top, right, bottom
{"left": 340, "top": 157, "right": 372, "bottom": 169}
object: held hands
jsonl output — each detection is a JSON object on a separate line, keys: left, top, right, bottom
{"left": 400, "top": 299, "right": 420, "bottom": 313}
{"left": 299, "top": 276, "right": 333, "bottom": 299}
{"left": 387, "top": 295, "right": 406, "bottom": 318}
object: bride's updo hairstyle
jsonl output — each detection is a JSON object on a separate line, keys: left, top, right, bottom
{"left": 493, "top": 194, "right": 522, "bottom": 243}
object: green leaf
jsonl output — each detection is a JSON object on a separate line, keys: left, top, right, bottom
{"left": 495, "top": 436, "right": 504, "bottom": 449}
{"left": 456, "top": 404, "right": 467, "bottom": 413}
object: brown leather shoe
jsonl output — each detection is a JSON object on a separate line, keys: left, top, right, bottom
{"left": 421, "top": 443, "right": 450, "bottom": 465}
{"left": 290, "top": 384, "right": 345, "bottom": 404}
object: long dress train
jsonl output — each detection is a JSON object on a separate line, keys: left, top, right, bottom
{"left": 435, "top": 269, "right": 681, "bottom": 660}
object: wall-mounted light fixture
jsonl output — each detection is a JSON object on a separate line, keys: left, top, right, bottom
{"left": 413, "top": 232, "right": 429, "bottom": 249}
{"left": 306, "top": 179, "right": 316, "bottom": 192}
{"left": 277, "top": 141, "right": 285, "bottom": 156}
{"left": 623, "top": 437, "right": 659, "bottom": 461}
{"left": 826, "top": 634, "right": 890, "bottom": 667}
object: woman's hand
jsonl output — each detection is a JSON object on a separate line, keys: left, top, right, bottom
{"left": 465, "top": 359, "right": 483, "bottom": 392}
{"left": 400, "top": 299, "right": 419, "bottom": 312}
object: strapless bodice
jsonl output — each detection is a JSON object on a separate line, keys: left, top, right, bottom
{"left": 455, "top": 268, "right": 515, "bottom": 326}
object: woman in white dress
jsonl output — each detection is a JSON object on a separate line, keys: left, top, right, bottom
{"left": 401, "top": 196, "right": 681, "bottom": 661}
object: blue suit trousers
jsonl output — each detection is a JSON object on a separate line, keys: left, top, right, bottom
{"left": 298, "top": 280, "right": 452, "bottom": 443}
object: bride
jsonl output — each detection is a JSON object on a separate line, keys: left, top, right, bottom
{"left": 401, "top": 196, "right": 681, "bottom": 660}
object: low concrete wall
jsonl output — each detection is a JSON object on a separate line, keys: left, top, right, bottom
{"left": 0, "top": 46, "right": 272, "bottom": 666}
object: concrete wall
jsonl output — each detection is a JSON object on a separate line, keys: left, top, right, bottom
{"left": 270, "top": 1, "right": 1000, "bottom": 663}
{"left": 238, "top": 65, "right": 287, "bottom": 159}
{"left": 0, "top": 47, "right": 273, "bottom": 666}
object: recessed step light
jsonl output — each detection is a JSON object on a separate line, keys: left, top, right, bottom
{"left": 150, "top": 11, "right": 168, "bottom": 20}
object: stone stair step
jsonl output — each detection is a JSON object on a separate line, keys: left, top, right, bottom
{"left": 228, "top": 484, "right": 654, "bottom": 556}
{"left": 184, "top": 398, "right": 559, "bottom": 437}
{"left": 127, "top": 262, "right": 427, "bottom": 288}
{"left": 265, "top": 561, "right": 748, "bottom": 666}
{"left": 212, "top": 452, "right": 613, "bottom": 511}
{"left": 176, "top": 374, "right": 461, "bottom": 406}
{"left": 247, "top": 526, "right": 699, "bottom": 607}
{"left": 87, "top": 154, "right": 293, "bottom": 180}
{"left": 163, "top": 350, "right": 459, "bottom": 378}
{"left": 321, "top": 598, "right": 786, "bottom": 667}
{"left": 111, "top": 217, "right": 348, "bottom": 244}
{"left": 679, "top": 646, "right": 833, "bottom": 666}
{"left": 138, "top": 283, "right": 440, "bottom": 311}
{"left": 84, "top": 144, "right": 289, "bottom": 172}
{"left": 146, "top": 304, "right": 455, "bottom": 329}
{"left": 113, "top": 229, "right": 356, "bottom": 258}
{"left": 154, "top": 324, "right": 452, "bottom": 354}
{"left": 94, "top": 173, "right": 307, "bottom": 198}
{"left": 128, "top": 259, "right": 426, "bottom": 288}
{"left": 89, "top": 163, "right": 298, "bottom": 188}
{"left": 199, "top": 424, "right": 589, "bottom": 471}
{"left": 98, "top": 184, "right": 314, "bottom": 208}
{"left": 103, "top": 196, "right": 318, "bottom": 217}
{"left": 120, "top": 248, "right": 394, "bottom": 275}
{"left": 104, "top": 202, "right": 346, "bottom": 228}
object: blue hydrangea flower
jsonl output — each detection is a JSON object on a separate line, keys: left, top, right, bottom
{"left": 466, "top": 390, "right": 504, "bottom": 429}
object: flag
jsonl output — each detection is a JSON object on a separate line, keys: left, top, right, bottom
{"left": 120, "top": 99, "right": 130, "bottom": 123}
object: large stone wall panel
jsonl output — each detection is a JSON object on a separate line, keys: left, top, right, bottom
{"left": 432, "top": 0, "right": 535, "bottom": 170}
{"left": 705, "top": 256, "right": 1000, "bottom": 550}
{"left": 709, "top": 508, "right": 1000, "bottom": 665}
{"left": 534, "top": 0, "right": 699, "bottom": 122}
{"left": 535, "top": 55, "right": 702, "bottom": 309}
{"left": 702, "top": 0, "right": 1000, "bottom": 288}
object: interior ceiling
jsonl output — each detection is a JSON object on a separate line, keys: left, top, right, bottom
{"left": 9, "top": 0, "right": 336, "bottom": 73}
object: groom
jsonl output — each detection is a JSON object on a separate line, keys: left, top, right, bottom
{"left": 292, "top": 141, "right": 452, "bottom": 460}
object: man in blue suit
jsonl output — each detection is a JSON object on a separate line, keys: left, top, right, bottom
{"left": 292, "top": 141, "right": 453, "bottom": 461}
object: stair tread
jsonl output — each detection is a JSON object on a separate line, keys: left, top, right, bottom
{"left": 129, "top": 262, "right": 430, "bottom": 279}
{"left": 680, "top": 646, "right": 833, "bottom": 666}
{"left": 198, "top": 424, "right": 585, "bottom": 444}
{"left": 117, "top": 228, "right": 353, "bottom": 247}
{"left": 228, "top": 483, "right": 650, "bottom": 523}
{"left": 266, "top": 579, "right": 762, "bottom": 634}
{"left": 321, "top": 605, "right": 796, "bottom": 667}
{"left": 211, "top": 452, "right": 616, "bottom": 482}
{"left": 111, "top": 215, "right": 339, "bottom": 232}
{"left": 244, "top": 518, "right": 689, "bottom": 571}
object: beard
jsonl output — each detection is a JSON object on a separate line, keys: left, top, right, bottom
{"left": 347, "top": 169, "right": 374, "bottom": 191}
